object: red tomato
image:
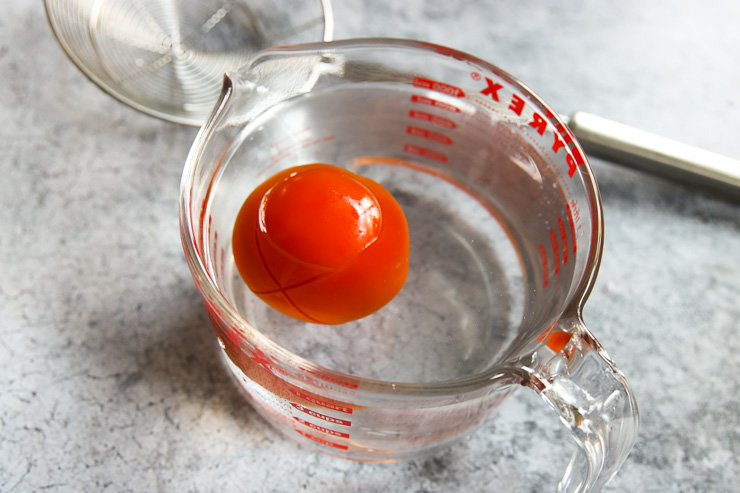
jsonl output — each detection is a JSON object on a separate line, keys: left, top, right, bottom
{"left": 232, "top": 163, "right": 409, "bottom": 324}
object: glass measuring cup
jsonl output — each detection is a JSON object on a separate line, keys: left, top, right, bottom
{"left": 179, "top": 39, "right": 639, "bottom": 492}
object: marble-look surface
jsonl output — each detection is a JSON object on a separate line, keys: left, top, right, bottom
{"left": 2, "top": 0, "right": 739, "bottom": 491}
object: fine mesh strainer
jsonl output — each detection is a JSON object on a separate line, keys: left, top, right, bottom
{"left": 44, "top": 0, "right": 333, "bottom": 125}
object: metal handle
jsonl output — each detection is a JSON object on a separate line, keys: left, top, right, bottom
{"left": 566, "top": 111, "right": 740, "bottom": 198}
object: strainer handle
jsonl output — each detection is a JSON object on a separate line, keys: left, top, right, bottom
{"left": 521, "top": 316, "right": 639, "bottom": 493}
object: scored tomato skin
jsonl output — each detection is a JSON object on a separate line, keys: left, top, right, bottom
{"left": 232, "top": 163, "right": 409, "bottom": 325}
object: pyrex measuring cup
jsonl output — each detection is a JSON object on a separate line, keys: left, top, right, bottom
{"left": 179, "top": 39, "right": 639, "bottom": 492}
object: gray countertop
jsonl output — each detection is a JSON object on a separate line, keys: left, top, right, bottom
{"left": 2, "top": 1, "right": 739, "bottom": 491}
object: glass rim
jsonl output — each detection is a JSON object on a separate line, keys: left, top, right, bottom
{"left": 44, "top": 0, "right": 335, "bottom": 126}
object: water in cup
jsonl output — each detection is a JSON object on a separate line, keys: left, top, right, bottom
{"left": 209, "top": 84, "right": 541, "bottom": 384}
{"left": 181, "top": 40, "right": 638, "bottom": 489}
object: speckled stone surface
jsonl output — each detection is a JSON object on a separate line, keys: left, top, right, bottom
{"left": 2, "top": 1, "right": 739, "bottom": 491}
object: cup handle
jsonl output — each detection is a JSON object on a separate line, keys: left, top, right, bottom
{"left": 517, "top": 315, "right": 639, "bottom": 492}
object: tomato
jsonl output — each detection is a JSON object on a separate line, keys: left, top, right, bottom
{"left": 232, "top": 163, "right": 409, "bottom": 324}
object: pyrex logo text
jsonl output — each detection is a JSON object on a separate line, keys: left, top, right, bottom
{"left": 479, "top": 76, "right": 585, "bottom": 178}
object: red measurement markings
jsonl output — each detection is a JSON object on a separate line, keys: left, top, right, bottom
{"left": 411, "top": 94, "right": 461, "bottom": 113}
{"left": 539, "top": 244, "right": 549, "bottom": 288}
{"left": 409, "top": 110, "right": 457, "bottom": 129}
{"left": 249, "top": 347, "right": 275, "bottom": 371}
{"left": 549, "top": 229, "right": 561, "bottom": 275}
{"left": 539, "top": 215, "right": 576, "bottom": 289}
{"left": 403, "top": 144, "right": 448, "bottom": 163}
{"left": 295, "top": 429, "right": 348, "bottom": 450}
{"left": 567, "top": 200, "right": 581, "bottom": 243}
{"left": 291, "top": 403, "right": 352, "bottom": 426}
{"left": 293, "top": 417, "right": 350, "bottom": 438}
{"left": 557, "top": 217, "right": 569, "bottom": 265}
{"left": 288, "top": 388, "right": 353, "bottom": 414}
{"left": 407, "top": 126, "right": 454, "bottom": 145}
{"left": 299, "top": 367, "right": 359, "bottom": 390}
{"left": 413, "top": 77, "right": 465, "bottom": 98}
{"left": 212, "top": 231, "right": 219, "bottom": 279}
